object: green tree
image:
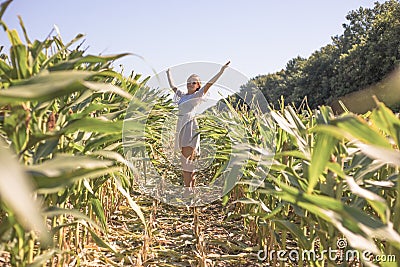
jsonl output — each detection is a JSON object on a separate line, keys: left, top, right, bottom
{"left": 251, "top": 0, "right": 400, "bottom": 110}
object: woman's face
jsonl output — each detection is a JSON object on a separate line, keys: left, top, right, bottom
{"left": 186, "top": 77, "right": 200, "bottom": 94}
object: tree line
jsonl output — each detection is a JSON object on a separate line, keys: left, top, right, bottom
{"left": 243, "top": 0, "right": 400, "bottom": 110}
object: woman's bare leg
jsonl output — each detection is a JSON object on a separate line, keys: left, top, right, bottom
{"left": 181, "top": 146, "right": 196, "bottom": 188}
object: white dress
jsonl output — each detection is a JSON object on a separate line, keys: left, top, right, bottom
{"left": 174, "top": 87, "right": 206, "bottom": 155}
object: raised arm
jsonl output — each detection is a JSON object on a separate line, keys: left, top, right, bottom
{"left": 203, "top": 61, "right": 230, "bottom": 94}
{"left": 166, "top": 68, "right": 178, "bottom": 93}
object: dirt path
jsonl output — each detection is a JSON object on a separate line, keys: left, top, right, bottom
{"left": 99, "top": 192, "right": 264, "bottom": 267}
{"left": 0, "top": 191, "right": 265, "bottom": 266}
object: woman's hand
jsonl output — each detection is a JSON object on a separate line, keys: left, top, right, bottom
{"left": 203, "top": 61, "right": 231, "bottom": 94}
{"left": 166, "top": 68, "right": 177, "bottom": 91}
{"left": 221, "top": 61, "right": 230, "bottom": 72}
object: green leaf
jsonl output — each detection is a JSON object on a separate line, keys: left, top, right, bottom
{"left": 61, "top": 117, "right": 123, "bottom": 134}
{"left": 33, "top": 137, "right": 59, "bottom": 163}
{"left": 114, "top": 175, "right": 146, "bottom": 227}
{"left": 310, "top": 124, "right": 347, "bottom": 140}
{"left": 285, "top": 106, "right": 306, "bottom": 131}
{"left": 90, "top": 198, "right": 108, "bottom": 230}
{"left": 0, "top": 70, "right": 93, "bottom": 104}
{"left": 275, "top": 181, "right": 400, "bottom": 252}
{"left": 274, "top": 150, "right": 309, "bottom": 160}
{"left": 308, "top": 132, "right": 337, "bottom": 193}
{"left": 82, "top": 80, "right": 132, "bottom": 99}
{"left": 259, "top": 203, "right": 284, "bottom": 220}
{"left": 332, "top": 115, "right": 391, "bottom": 148}
{"left": 33, "top": 167, "right": 120, "bottom": 193}
{"left": 10, "top": 43, "right": 31, "bottom": 79}
{"left": 326, "top": 162, "right": 346, "bottom": 179}
{"left": 27, "top": 154, "right": 113, "bottom": 177}
{"left": 356, "top": 143, "right": 400, "bottom": 167}
{"left": 0, "top": 139, "right": 50, "bottom": 245}
{"left": 0, "top": 58, "right": 12, "bottom": 77}
{"left": 0, "top": 0, "right": 12, "bottom": 20}
{"left": 345, "top": 176, "right": 389, "bottom": 223}
{"left": 27, "top": 154, "right": 119, "bottom": 193}
{"left": 40, "top": 33, "right": 85, "bottom": 70}
{"left": 42, "top": 207, "right": 103, "bottom": 233}
{"left": 18, "top": 15, "right": 31, "bottom": 45}
{"left": 274, "top": 220, "right": 311, "bottom": 249}
{"left": 48, "top": 53, "right": 131, "bottom": 71}
{"left": 7, "top": 29, "right": 31, "bottom": 78}
{"left": 89, "top": 150, "right": 126, "bottom": 164}
{"left": 370, "top": 98, "right": 400, "bottom": 147}
{"left": 86, "top": 225, "right": 118, "bottom": 254}
{"left": 271, "top": 110, "right": 309, "bottom": 155}
{"left": 84, "top": 133, "right": 122, "bottom": 152}
{"left": 6, "top": 28, "right": 22, "bottom": 45}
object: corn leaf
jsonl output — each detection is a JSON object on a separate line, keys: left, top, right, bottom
{"left": 0, "top": 139, "right": 50, "bottom": 245}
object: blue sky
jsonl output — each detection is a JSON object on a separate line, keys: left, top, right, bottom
{"left": 1, "top": 0, "right": 383, "bottom": 80}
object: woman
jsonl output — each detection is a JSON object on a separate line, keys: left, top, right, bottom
{"left": 166, "top": 61, "right": 230, "bottom": 191}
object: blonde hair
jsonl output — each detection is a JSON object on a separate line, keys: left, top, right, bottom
{"left": 187, "top": 74, "right": 201, "bottom": 87}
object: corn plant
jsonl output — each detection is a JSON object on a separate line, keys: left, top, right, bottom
{"left": 233, "top": 98, "right": 400, "bottom": 266}
{"left": 0, "top": 5, "right": 146, "bottom": 266}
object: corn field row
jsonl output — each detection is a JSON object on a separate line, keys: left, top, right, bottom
{"left": 0, "top": 4, "right": 399, "bottom": 267}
